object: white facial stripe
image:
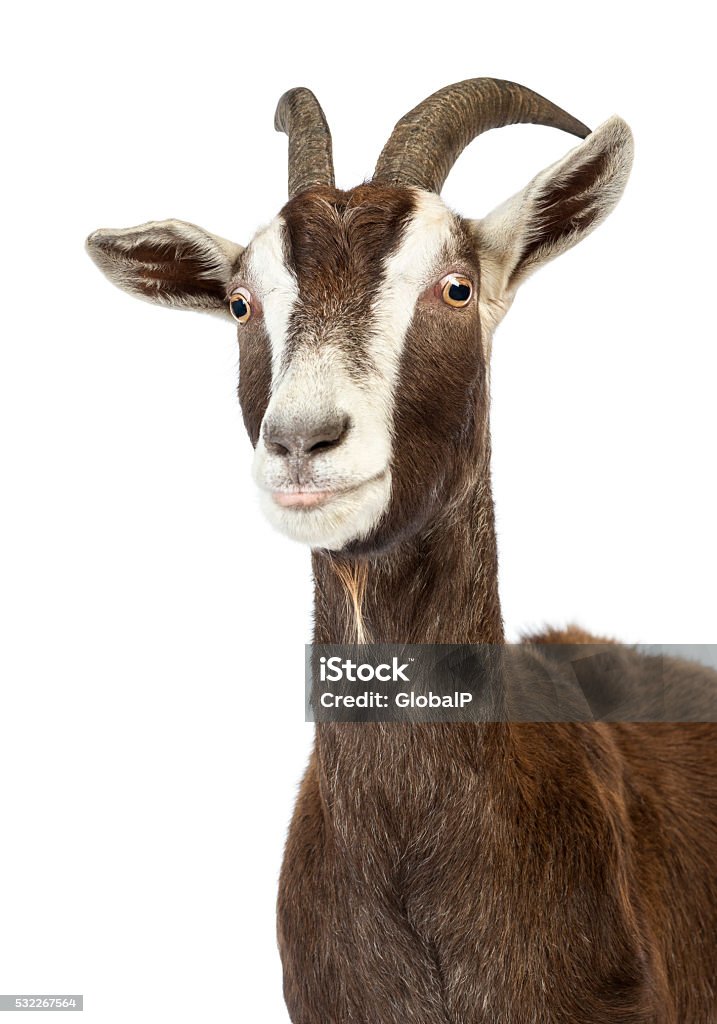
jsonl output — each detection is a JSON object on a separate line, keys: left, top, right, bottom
{"left": 368, "top": 189, "right": 459, "bottom": 401}
{"left": 246, "top": 216, "right": 298, "bottom": 381}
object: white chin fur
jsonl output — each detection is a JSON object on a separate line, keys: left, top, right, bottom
{"left": 258, "top": 473, "right": 391, "bottom": 550}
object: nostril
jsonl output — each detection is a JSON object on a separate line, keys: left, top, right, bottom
{"left": 262, "top": 421, "right": 294, "bottom": 456}
{"left": 263, "top": 415, "right": 350, "bottom": 459}
{"left": 305, "top": 416, "right": 350, "bottom": 455}
{"left": 265, "top": 436, "right": 291, "bottom": 457}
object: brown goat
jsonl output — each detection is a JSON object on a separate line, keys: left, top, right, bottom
{"left": 87, "top": 79, "right": 717, "bottom": 1022}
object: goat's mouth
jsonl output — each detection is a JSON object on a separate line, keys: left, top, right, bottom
{"left": 271, "top": 488, "right": 336, "bottom": 509}
{"left": 258, "top": 469, "right": 391, "bottom": 550}
{"left": 269, "top": 471, "right": 388, "bottom": 511}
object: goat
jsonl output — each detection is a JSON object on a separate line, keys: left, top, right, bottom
{"left": 87, "top": 78, "right": 717, "bottom": 1023}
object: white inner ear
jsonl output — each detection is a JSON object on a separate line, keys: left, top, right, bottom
{"left": 470, "top": 115, "right": 634, "bottom": 347}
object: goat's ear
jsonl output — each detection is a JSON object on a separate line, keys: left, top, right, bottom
{"left": 471, "top": 116, "right": 633, "bottom": 332}
{"left": 86, "top": 219, "right": 244, "bottom": 319}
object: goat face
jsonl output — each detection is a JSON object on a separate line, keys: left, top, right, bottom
{"left": 235, "top": 184, "right": 486, "bottom": 553}
{"left": 87, "top": 79, "right": 633, "bottom": 555}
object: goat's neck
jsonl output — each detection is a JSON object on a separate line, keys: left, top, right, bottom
{"left": 310, "top": 471, "right": 505, "bottom": 808}
{"left": 311, "top": 471, "right": 503, "bottom": 645}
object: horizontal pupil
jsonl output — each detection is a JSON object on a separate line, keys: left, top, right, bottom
{"left": 231, "top": 298, "right": 248, "bottom": 318}
{"left": 448, "top": 282, "right": 470, "bottom": 302}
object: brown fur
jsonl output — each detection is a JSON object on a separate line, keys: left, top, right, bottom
{"left": 266, "top": 189, "right": 717, "bottom": 1022}
{"left": 281, "top": 184, "right": 417, "bottom": 377}
{"left": 279, "top": 569, "right": 717, "bottom": 1022}
{"left": 85, "top": 119, "right": 716, "bottom": 1023}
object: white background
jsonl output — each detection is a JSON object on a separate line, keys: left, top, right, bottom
{"left": 1, "top": 2, "right": 715, "bottom": 1021}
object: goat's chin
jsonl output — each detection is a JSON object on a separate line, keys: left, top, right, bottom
{"left": 258, "top": 473, "right": 391, "bottom": 551}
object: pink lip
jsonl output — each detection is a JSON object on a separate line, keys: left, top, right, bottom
{"left": 272, "top": 490, "right": 335, "bottom": 509}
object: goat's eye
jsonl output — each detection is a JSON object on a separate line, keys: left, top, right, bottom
{"left": 229, "top": 289, "right": 252, "bottom": 324}
{"left": 440, "top": 274, "right": 473, "bottom": 308}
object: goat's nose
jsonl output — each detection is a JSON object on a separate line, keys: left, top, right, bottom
{"left": 263, "top": 415, "right": 349, "bottom": 458}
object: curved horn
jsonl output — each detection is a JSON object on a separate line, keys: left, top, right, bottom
{"left": 274, "top": 87, "right": 335, "bottom": 198}
{"left": 373, "top": 78, "right": 591, "bottom": 193}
